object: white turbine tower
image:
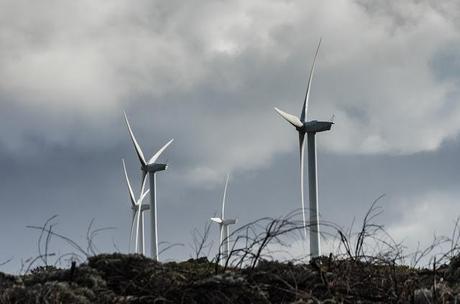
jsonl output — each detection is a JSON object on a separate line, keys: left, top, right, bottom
{"left": 274, "top": 39, "right": 333, "bottom": 258}
{"left": 211, "top": 175, "right": 237, "bottom": 263}
{"left": 122, "top": 159, "right": 150, "bottom": 254}
{"left": 124, "top": 112, "right": 174, "bottom": 261}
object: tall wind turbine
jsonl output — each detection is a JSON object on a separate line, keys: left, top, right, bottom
{"left": 122, "top": 159, "right": 150, "bottom": 254}
{"left": 124, "top": 112, "right": 174, "bottom": 261}
{"left": 211, "top": 175, "right": 237, "bottom": 263}
{"left": 274, "top": 39, "right": 333, "bottom": 258}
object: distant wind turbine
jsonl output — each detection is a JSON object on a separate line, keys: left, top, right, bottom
{"left": 211, "top": 175, "right": 237, "bottom": 263}
{"left": 274, "top": 39, "right": 333, "bottom": 258}
{"left": 122, "top": 159, "right": 150, "bottom": 254}
{"left": 124, "top": 112, "right": 174, "bottom": 261}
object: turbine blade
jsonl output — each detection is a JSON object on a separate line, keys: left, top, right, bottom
{"left": 299, "top": 132, "right": 308, "bottom": 239}
{"left": 300, "top": 38, "right": 322, "bottom": 123}
{"left": 135, "top": 203, "right": 142, "bottom": 253}
{"left": 124, "top": 111, "right": 147, "bottom": 167}
{"left": 210, "top": 217, "right": 223, "bottom": 224}
{"left": 129, "top": 210, "right": 136, "bottom": 252}
{"left": 122, "top": 159, "right": 136, "bottom": 207}
{"left": 148, "top": 139, "right": 174, "bottom": 165}
{"left": 140, "top": 170, "right": 149, "bottom": 194}
{"left": 139, "top": 189, "right": 150, "bottom": 203}
{"left": 221, "top": 174, "right": 229, "bottom": 219}
{"left": 140, "top": 170, "right": 148, "bottom": 195}
{"left": 274, "top": 107, "right": 303, "bottom": 128}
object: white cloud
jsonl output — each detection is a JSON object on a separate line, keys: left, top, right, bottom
{"left": 386, "top": 191, "right": 460, "bottom": 265}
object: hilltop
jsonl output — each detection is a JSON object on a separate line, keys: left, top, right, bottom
{"left": 1, "top": 253, "right": 460, "bottom": 303}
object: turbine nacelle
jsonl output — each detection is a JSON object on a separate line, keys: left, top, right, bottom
{"left": 144, "top": 163, "right": 167, "bottom": 173}
{"left": 222, "top": 219, "right": 237, "bottom": 225}
{"left": 300, "top": 120, "right": 334, "bottom": 133}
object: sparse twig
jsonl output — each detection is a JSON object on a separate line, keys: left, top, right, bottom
{"left": 86, "top": 218, "right": 116, "bottom": 255}
{"left": 190, "top": 220, "right": 213, "bottom": 259}
{"left": 159, "top": 241, "right": 185, "bottom": 257}
{"left": 27, "top": 225, "right": 90, "bottom": 258}
{"left": 0, "top": 257, "right": 13, "bottom": 267}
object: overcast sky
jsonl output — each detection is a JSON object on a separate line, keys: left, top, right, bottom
{"left": 1, "top": 0, "right": 459, "bottom": 273}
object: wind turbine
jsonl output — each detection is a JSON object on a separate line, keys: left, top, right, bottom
{"left": 211, "top": 175, "right": 237, "bottom": 263}
{"left": 122, "top": 159, "right": 150, "bottom": 254}
{"left": 274, "top": 39, "right": 333, "bottom": 258}
{"left": 123, "top": 112, "right": 174, "bottom": 261}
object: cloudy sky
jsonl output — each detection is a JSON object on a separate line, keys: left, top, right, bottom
{"left": 1, "top": 0, "right": 459, "bottom": 273}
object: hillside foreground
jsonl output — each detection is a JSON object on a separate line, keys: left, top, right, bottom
{"left": 1, "top": 253, "right": 460, "bottom": 303}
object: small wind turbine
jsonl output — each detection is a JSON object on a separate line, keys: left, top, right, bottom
{"left": 211, "top": 175, "right": 237, "bottom": 263}
{"left": 122, "top": 159, "right": 150, "bottom": 255}
{"left": 123, "top": 112, "right": 174, "bottom": 261}
{"left": 274, "top": 39, "right": 333, "bottom": 258}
